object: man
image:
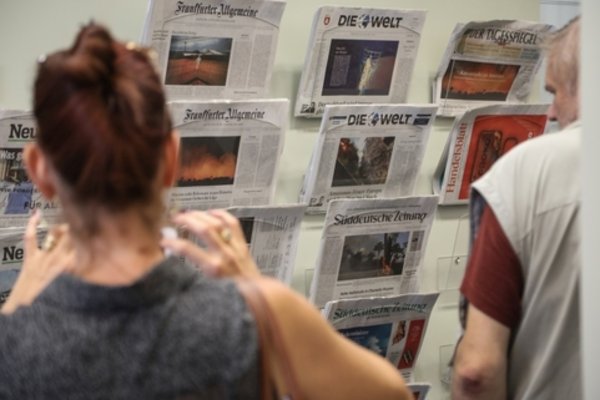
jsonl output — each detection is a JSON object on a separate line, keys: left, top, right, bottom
{"left": 452, "top": 17, "right": 581, "bottom": 400}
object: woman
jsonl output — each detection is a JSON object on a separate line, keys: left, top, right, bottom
{"left": 0, "top": 24, "right": 411, "bottom": 400}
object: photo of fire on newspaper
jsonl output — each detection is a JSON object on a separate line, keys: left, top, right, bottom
{"left": 338, "top": 323, "right": 392, "bottom": 357}
{"left": 441, "top": 60, "right": 520, "bottom": 101}
{"left": 339, "top": 231, "right": 408, "bottom": 281}
{"left": 322, "top": 39, "right": 398, "bottom": 96}
{"left": 0, "top": 148, "right": 33, "bottom": 215}
{"left": 332, "top": 137, "right": 394, "bottom": 187}
{"left": 165, "top": 35, "right": 232, "bottom": 86}
{"left": 177, "top": 136, "right": 241, "bottom": 187}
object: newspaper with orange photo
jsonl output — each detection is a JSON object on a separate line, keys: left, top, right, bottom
{"left": 141, "top": 0, "right": 286, "bottom": 100}
{"left": 0, "top": 110, "right": 59, "bottom": 228}
{"left": 323, "top": 293, "right": 439, "bottom": 381}
{"left": 299, "top": 104, "right": 437, "bottom": 214}
{"left": 227, "top": 204, "right": 305, "bottom": 284}
{"left": 433, "top": 103, "right": 549, "bottom": 205}
{"left": 309, "top": 196, "right": 438, "bottom": 308}
{"left": 168, "top": 99, "right": 287, "bottom": 210}
{"left": 294, "top": 6, "right": 426, "bottom": 118}
{"left": 433, "top": 20, "right": 553, "bottom": 117}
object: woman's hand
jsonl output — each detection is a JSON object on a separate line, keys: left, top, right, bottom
{"left": 1, "top": 210, "right": 75, "bottom": 314}
{"left": 161, "top": 209, "right": 261, "bottom": 278}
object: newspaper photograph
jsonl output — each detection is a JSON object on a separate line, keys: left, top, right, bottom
{"left": 309, "top": 196, "right": 438, "bottom": 308}
{"left": 433, "top": 20, "right": 553, "bottom": 117}
{"left": 433, "top": 104, "right": 548, "bottom": 205}
{"left": 407, "top": 383, "right": 431, "bottom": 400}
{"left": 323, "top": 293, "right": 439, "bottom": 380}
{"left": 226, "top": 204, "right": 305, "bottom": 284}
{"left": 0, "top": 110, "right": 59, "bottom": 228}
{"left": 299, "top": 104, "right": 437, "bottom": 213}
{"left": 168, "top": 99, "right": 287, "bottom": 210}
{"left": 141, "top": 0, "right": 286, "bottom": 100}
{"left": 294, "top": 6, "right": 426, "bottom": 118}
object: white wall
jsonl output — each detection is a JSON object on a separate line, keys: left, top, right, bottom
{"left": 0, "top": 1, "right": 540, "bottom": 399}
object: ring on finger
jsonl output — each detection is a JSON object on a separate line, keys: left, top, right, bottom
{"left": 219, "top": 227, "right": 232, "bottom": 244}
{"left": 42, "top": 233, "right": 57, "bottom": 251}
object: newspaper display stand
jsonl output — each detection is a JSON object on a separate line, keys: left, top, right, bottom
{"left": 433, "top": 104, "right": 548, "bottom": 205}
{"left": 309, "top": 196, "right": 438, "bottom": 308}
{"left": 141, "top": 0, "right": 286, "bottom": 100}
{"left": 323, "top": 293, "right": 439, "bottom": 381}
{"left": 0, "top": 110, "right": 59, "bottom": 228}
{"left": 294, "top": 6, "right": 426, "bottom": 118}
{"left": 433, "top": 20, "right": 553, "bottom": 117}
{"left": 168, "top": 99, "right": 287, "bottom": 210}
{"left": 227, "top": 204, "right": 305, "bottom": 284}
{"left": 299, "top": 104, "right": 437, "bottom": 214}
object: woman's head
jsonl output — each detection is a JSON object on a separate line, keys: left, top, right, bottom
{"left": 29, "top": 24, "right": 175, "bottom": 233}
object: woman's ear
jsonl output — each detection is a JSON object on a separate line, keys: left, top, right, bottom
{"left": 162, "top": 130, "right": 180, "bottom": 187}
{"left": 24, "top": 144, "right": 56, "bottom": 199}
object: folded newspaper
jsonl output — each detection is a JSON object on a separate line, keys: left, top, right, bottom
{"left": 168, "top": 99, "right": 287, "bottom": 210}
{"left": 433, "top": 104, "right": 548, "bottom": 205}
{"left": 408, "top": 383, "right": 431, "bottom": 400}
{"left": 432, "top": 20, "right": 553, "bottom": 117}
{"left": 309, "top": 196, "right": 438, "bottom": 308}
{"left": 141, "top": 0, "right": 286, "bottom": 100}
{"left": 227, "top": 204, "right": 305, "bottom": 284}
{"left": 294, "top": 6, "right": 426, "bottom": 118}
{"left": 299, "top": 104, "right": 437, "bottom": 213}
{"left": 0, "top": 110, "right": 59, "bottom": 228}
{"left": 323, "top": 293, "right": 439, "bottom": 381}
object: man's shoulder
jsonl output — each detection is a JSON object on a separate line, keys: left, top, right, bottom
{"left": 509, "top": 121, "right": 580, "bottom": 161}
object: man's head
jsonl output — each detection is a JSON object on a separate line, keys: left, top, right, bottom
{"left": 545, "top": 16, "right": 580, "bottom": 129}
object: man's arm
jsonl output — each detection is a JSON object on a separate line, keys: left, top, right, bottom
{"left": 452, "top": 304, "right": 510, "bottom": 400}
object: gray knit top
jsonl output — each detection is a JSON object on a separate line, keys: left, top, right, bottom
{"left": 0, "top": 257, "right": 260, "bottom": 399}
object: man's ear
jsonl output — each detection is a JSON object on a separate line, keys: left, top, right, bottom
{"left": 162, "top": 130, "right": 180, "bottom": 187}
{"left": 24, "top": 144, "right": 56, "bottom": 199}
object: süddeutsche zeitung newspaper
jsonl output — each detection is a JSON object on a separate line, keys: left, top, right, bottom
{"left": 323, "top": 293, "right": 439, "bottom": 380}
{"left": 168, "top": 99, "right": 287, "bottom": 210}
{"left": 0, "top": 110, "right": 59, "bottom": 228}
{"left": 299, "top": 104, "right": 436, "bottom": 213}
{"left": 433, "top": 104, "right": 548, "bottom": 205}
{"left": 295, "top": 6, "right": 426, "bottom": 118}
{"left": 309, "top": 196, "right": 438, "bottom": 308}
{"left": 433, "top": 20, "right": 553, "bottom": 117}
{"left": 227, "top": 204, "right": 305, "bottom": 284}
{"left": 141, "top": 0, "right": 286, "bottom": 100}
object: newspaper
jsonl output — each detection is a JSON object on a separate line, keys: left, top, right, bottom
{"left": 433, "top": 20, "right": 553, "bottom": 117}
{"left": 299, "top": 104, "right": 437, "bottom": 214}
{"left": 408, "top": 383, "right": 431, "bottom": 400}
{"left": 141, "top": 0, "right": 286, "bottom": 100}
{"left": 294, "top": 6, "right": 426, "bottom": 118}
{"left": 168, "top": 99, "right": 287, "bottom": 210}
{"left": 323, "top": 293, "right": 439, "bottom": 381}
{"left": 309, "top": 196, "right": 438, "bottom": 308}
{"left": 226, "top": 204, "right": 305, "bottom": 284}
{"left": 0, "top": 110, "right": 59, "bottom": 228}
{"left": 433, "top": 104, "right": 549, "bottom": 205}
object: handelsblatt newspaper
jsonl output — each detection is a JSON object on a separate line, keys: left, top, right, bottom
{"left": 433, "top": 20, "right": 553, "bottom": 117}
{"left": 141, "top": 0, "right": 286, "bottom": 100}
{"left": 299, "top": 104, "right": 436, "bottom": 213}
{"left": 295, "top": 6, "right": 426, "bottom": 118}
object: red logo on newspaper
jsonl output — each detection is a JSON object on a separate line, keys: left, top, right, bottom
{"left": 324, "top": 15, "right": 331, "bottom": 25}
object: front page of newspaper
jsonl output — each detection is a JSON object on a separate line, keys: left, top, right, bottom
{"left": 323, "top": 293, "right": 439, "bottom": 381}
{"left": 294, "top": 6, "right": 426, "bottom": 118}
{"left": 433, "top": 104, "right": 548, "bottom": 205}
{"left": 408, "top": 383, "right": 431, "bottom": 400}
{"left": 168, "top": 99, "right": 287, "bottom": 210}
{"left": 141, "top": 0, "right": 286, "bottom": 100}
{"left": 300, "top": 104, "right": 437, "bottom": 213}
{"left": 310, "top": 196, "right": 438, "bottom": 308}
{"left": 0, "top": 110, "right": 59, "bottom": 228}
{"left": 433, "top": 20, "right": 553, "bottom": 117}
{"left": 227, "top": 204, "right": 305, "bottom": 284}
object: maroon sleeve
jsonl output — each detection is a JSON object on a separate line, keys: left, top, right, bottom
{"left": 460, "top": 204, "right": 524, "bottom": 329}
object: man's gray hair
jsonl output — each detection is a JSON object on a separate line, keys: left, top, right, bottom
{"left": 546, "top": 16, "right": 580, "bottom": 95}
